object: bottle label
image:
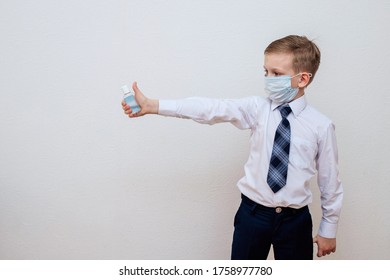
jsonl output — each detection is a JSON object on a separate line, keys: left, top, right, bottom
{"left": 124, "top": 94, "right": 141, "bottom": 113}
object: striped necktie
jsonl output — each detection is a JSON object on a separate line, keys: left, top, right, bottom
{"left": 267, "top": 104, "right": 292, "bottom": 193}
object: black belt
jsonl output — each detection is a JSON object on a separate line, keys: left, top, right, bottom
{"left": 241, "top": 194, "right": 308, "bottom": 214}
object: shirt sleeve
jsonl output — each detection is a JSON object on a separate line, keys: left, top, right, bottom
{"left": 316, "top": 123, "right": 344, "bottom": 238}
{"left": 158, "top": 96, "right": 260, "bottom": 130}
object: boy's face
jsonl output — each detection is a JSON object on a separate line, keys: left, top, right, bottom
{"left": 263, "top": 52, "right": 300, "bottom": 88}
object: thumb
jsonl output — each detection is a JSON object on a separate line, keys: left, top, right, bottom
{"left": 313, "top": 236, "right": 323, "bottom": 257}
{"left": 132, "top": 81, "right": 146, "bottom": 104}
{"left": 132, "top": 81, "right": 142, "bottom": 96}
{"left": 132, "top": 81, "right": 139, "bottom": 92}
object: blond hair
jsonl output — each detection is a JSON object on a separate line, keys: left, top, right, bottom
{"left": 264, "top": 35, "right": 321, "bottom": 85}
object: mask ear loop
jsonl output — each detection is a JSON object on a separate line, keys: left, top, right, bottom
{"left": 292, "top": 72, "right": 312, "bottom": 80}
{"left": 299, "top": 72, "right": 313, "bottom": 78}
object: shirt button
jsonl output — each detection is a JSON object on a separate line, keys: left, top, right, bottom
{"left": 275, "top": 207, "right": 282, "bottom": 213}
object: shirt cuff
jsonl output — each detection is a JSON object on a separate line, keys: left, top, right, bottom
{"left": 158, "top": 99, "right": 179, "bottom": 117}
{"left": 318, "top": 219, "right": 338, "bottom": 238}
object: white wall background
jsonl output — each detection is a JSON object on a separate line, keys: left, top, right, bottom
{"left": 0, "top": 0, "right": 389, "bottom": 260}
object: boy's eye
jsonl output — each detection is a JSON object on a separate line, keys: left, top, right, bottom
{"left": 274, "top": 72, "right": 280, "bottom": 76}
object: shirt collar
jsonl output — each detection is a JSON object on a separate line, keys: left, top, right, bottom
{"left": 271, "top": 95, "right": 307, "bottom": 117}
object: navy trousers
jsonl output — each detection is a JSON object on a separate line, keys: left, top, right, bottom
{"left": 231, "top": 194, "right": 313, "bottom": 260}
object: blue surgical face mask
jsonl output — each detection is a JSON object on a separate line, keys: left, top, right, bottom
{"left": 264, "top": 73, "right": 301, "bottom": 103}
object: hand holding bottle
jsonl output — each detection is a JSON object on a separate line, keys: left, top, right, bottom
{"left": 121, "top": 82, "right": 159, "bottom": 118}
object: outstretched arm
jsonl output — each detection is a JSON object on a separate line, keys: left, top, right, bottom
{"left": 122, "top": 82, "right": 259, "bottom": 129}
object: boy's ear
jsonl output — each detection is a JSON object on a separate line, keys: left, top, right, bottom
{"left": 298, "top": 72, "right": 312, "bottom": 88}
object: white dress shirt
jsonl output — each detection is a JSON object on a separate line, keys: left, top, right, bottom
{"left": 158, "top": 95, "right": 343, "bottom": 238}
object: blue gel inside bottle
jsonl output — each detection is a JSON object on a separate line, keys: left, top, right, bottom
{"left": 122, "top": 85, "right": 141, "bottom": 114}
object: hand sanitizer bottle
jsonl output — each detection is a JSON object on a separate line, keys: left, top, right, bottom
{"left": 121, "top": 85, "right": 141, "bottom": 114}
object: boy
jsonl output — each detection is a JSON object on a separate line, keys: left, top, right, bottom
{"left": 121, "top": 35, "right": 343, "bottom": 260}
